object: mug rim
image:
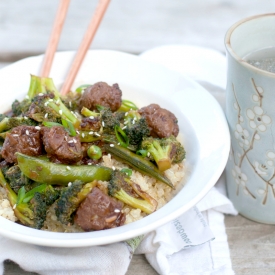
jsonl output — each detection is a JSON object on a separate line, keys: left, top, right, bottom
{"left": 224, "top": 13, "right": 275, "bottom": 78}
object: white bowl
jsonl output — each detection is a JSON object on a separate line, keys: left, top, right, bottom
{"left": 0, "top": 50, "right": 230, "bottom": 247}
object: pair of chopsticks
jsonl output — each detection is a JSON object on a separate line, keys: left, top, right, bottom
{"left": 40, "top": 0, "right": 110, "bottom": 95}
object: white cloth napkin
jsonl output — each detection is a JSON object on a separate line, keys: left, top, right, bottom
{"left": 0, "top": 45, "right": 237, "bottom": 275}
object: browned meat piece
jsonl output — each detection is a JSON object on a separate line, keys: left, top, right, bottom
{"left": 41, "top": 126, "right": 83, "bottom": 164}
{"left": 1, "top": 126, "right": 43, "bottom": 163}
{"left": 79, "top": 82, "right": 122, "bottom": 112}
{"left": 138, "top": 104, "right": 179, "bottom": 138}
{"left": 74, "top": 187, "right": 125, "bottom": 231}
{"left": 80, "top": 117, "right": 101, "bottom": 131}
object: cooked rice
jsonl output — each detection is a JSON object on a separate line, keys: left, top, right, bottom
{"left": 0, "top": 154, "right": 186, "bottom": 231}
{"left": 0, "top": 187, "right": 17, "bottom": 222}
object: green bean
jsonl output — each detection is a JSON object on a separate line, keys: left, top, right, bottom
{"left": 104, "top": 144, "right": 174, "bottom": 188}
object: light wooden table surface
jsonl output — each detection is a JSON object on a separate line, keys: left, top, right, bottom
{"left": 1, "top": 1, "right": 275, "bottom": 274}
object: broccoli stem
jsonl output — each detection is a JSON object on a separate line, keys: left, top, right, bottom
{"left": 0, "top": 169, "right": 33, "bottom": 225}
{"left": 28, "top": 75, "right": 80, "bottom": 127}
{"left": 114, "top": 188, "right": 156, "bottom": 214}
{"left": 149, "top": 140, "right": 172, "bottom": 172}
{"left": 0, "top": 117, "right": 10, "bottom": 133}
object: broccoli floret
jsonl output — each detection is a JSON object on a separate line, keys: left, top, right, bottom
{"left": 16, "top": 192, "right": 48, "bottom": 229}
{"left": 140, "top": 135, "right": 186, "bottom": 172}
{"left": 3, "top": 165, "right": 35, "bottom": 193}
{"left": 123, "top": 110, "right": 150, "bottom": 146}
{"left": 61, "top": 91, "right": 81, "bottom": 111}
{"left": 28, "top": 93, "right": 62, "bottom": 123}
{"left": 55, "top": 180, "right": 97, "bottom": 225}
{"left": 0, "top": 169, "right": 48, "bottom": 229}
{"left": 11, "top": 99, "right": 32, "bottom": 116}
{"left": 108, "top": 169, "right": 157, "bottom": 214}
{"left": 42, "top": 185, "right": 60, "bottom": 206}
{"left": 0, "top": 117, "right": 37, "bottom": 133}
{"left": 81, "top": 106, "right": 121, "bottom": 134}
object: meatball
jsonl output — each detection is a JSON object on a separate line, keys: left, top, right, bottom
{"left": 138, "top": 104, "right": 179, "bottom": 138}
{"left": 79, "top": 82, "right": 122, "bottom": 112}
{"left": 41, "top": 126, "right": 83, "bottom": 164}
{"left": 74, "top": 187, "right": 125, "bottom": 231}
{"left": 1, "top": 126, "right": 43, "bottom": 163}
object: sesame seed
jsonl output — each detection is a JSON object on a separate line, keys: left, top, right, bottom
{"left": 73, "top": 138, "right": 77, "bottom": 143}
{"left": 49, "top": 99, "right": 53, "bottom": 102}
{"left": 59, "top": 110, "right": 63, "bottom": 115}
{"left": 69, "top": 101, "right": 72, "bottom": 107}
{"left": 114, "top": 209, "right": 120, "bottom": 213}
{"left": 117, "top": 142, "right": 120, "bottom": 145}
{"left": 90, "top": 116, "right": 94, "bottom": 119}
{"left": 88, "top": 163, "right": 92, "bottom": 165}
{"left": 68, "top": 182, "right": 72, "bottom": 186}
{"left": 26, "top": 130, "right": 29, "bottom": 136}
{"left": 95, "top": 133, "right": 100, "bottom": 137}
{"left": 82, "top": 133, "right": 85, "bottom": 138}
{"left": 122, "top": 126, "right": 127, "bottom": 130}
{"left": 108, "top": 153, "right": 111, "bottom": 158}
{"left": 132, "top": 120, "right": 135, "bottom": 124}
{"left": 13, "top": 204, "right": 17, "bottom": 209}
{"left": 35, "top": 126, "right": 41, "bottom": 130}
{"left": 24, "top": 116, "right": 28, "bottom": 120}
{"left": 66, "top": 166, "right": 71, "bottom": 171}
{"left": 110, "top": 144, "right": 114, "bottom": 147}
{"left": 73, "top": 112, "right": 77, "bottom": 118}
{"left": 38, "top": 93, "right": 44, "bottom": 96}
{"left": 102, "top": 121, "right": 105, "bottom": 127}
{"left": 44, "top": 102, "right": 48, "bottom": 107}
{"left": 147, "top": 152, "right": 150, "bottom": 157}
{"left": 12, "top": 134, "right": 19, "bottom": 137}
{"left": 64, "top": 136, "right": 68, "bottom": 141}
{"left": 112, "top": 166, "right": 116, "bottom": 171}
{"left": 89, "top": 131, "right": 94, "bottom": 135}
{"left": 56, "top": 99, "right": 60, "bottom": 104}
{"left": 123, "top": 121, "right": 128, "bottom": 124}
{"left": 25, "top": 95, "right": 29, "bottom": 99}
{"left": 45, "top": 113, "right": 48, "bottom": 118}
{"left": 68, "top": 140, "right": 74, "bottom": 143}
{"left": 125, "top": 112, "right": 128, "bottom": 116}
{"left": 76, "top": 130, "right": 80, "bottom": 134}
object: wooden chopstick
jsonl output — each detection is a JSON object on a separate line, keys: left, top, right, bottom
{"left": 60, "top": 0, "right": 111, "bottom": 95}
{"left": 40, "top": 0, "right": 71, "bottom": 77}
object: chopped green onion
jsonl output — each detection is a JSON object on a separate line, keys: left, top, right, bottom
{"left": 80, "top": 107, "right": 100, "bottom": 118}
{"left": 62, "top": 119, "right": 77, "bottom": 137}
{"left": 16, "top": 186, "right": 26, "bottom": 205}
{"left": 75, "top": 84, "right": 91, "bottom": 93}
{"left": 120, "top": 168, "right": 132, "bottom": 177}
{"left": 87, "top": 145, "right": 102, "bottom": 160}
{"left": 136, "top": 149, "right": 148, "bottom": 158}
{"left": 22, "top": 184, "right": 48, "bottom": 203}
{"left": 42, "top": 121, "right": 63, "bottom": 127}
{"left": 118, "top": 99, "right": 138, "bottom": 112}
{"left": 115, "top": 125, "right": 129, "bottom": 148}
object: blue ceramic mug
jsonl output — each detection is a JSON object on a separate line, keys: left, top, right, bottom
{"left": 225, "top": 14, "right": 275, "bottom": 224}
